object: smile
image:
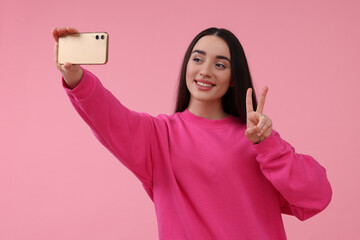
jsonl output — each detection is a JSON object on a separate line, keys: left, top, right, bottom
{"left": 195, "top": 79, "right": 216, "bottom": 88}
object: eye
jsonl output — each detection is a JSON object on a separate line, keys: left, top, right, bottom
{"left": 192, "top": 57, "right": 203, "bottom": 63}
{"left": 215, "top": 63, "right": 226, "bottom": 69}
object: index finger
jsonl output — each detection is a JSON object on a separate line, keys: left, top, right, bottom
{"left": 246, "top": 88, "right": 254, "bottom": 113}
{"left": 256, "top": 86, "right": 269, "bottom": 114}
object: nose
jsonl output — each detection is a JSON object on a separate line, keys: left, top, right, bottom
{"left": 199, "top": 62, "right": 212, "bottom": 78}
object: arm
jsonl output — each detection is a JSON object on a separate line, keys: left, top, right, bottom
{"left": 254, "top": 131, "right": 332, "bottom": 221}
{"left": 63, "top": 69, "right": 155, "bottom": 189}
{"left": 53, "top": 27, "right": 154, "bottom": 192}
{"left": 245, "top": 87, "right": 331, "bottom": 220}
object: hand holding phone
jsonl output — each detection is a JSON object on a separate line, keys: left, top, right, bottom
{"left": 53, "top": 27, "right": 107, "bottom": 89}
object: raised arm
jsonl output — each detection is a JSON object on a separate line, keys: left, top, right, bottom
{"left": 246, "top": 87, "right": 332, "bottom": 220}
{"left": 53, "top": 27, "right": 155, "bottom": 195}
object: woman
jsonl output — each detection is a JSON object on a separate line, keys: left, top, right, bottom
{"left": 53, "top": 27, "right": 332, "bottom": 239}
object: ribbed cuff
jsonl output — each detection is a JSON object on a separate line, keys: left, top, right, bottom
{"left": 253, "top": 131, "right": 283, "bottom": 159}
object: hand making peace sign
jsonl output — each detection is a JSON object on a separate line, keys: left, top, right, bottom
{"left": 245, "top": 87, "right": 272, "bottom": 144}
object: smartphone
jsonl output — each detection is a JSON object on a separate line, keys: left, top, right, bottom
{"left": 58, "top": 32, "right": 109, "bottom": 65}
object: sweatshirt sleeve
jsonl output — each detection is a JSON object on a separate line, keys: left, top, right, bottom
{"left": 254, "top": 130, "right": 332, "bottom": 221}
{"left": 62, "top": 69, "right": 154, "bottom": 195}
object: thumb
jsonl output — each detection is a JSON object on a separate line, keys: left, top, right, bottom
{"left": 62, "top": 62, "right": 80, "bottom": 73}
{"left": 64, "top": 62, "right": 73, "bottom": 70}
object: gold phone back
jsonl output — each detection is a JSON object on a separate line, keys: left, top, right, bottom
{"left": 58, "top": 32, "right": 108, "bottom": 65}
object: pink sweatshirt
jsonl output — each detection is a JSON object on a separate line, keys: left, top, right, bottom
{"left": 63, "top": 69, "right": 332, "bottom": 240}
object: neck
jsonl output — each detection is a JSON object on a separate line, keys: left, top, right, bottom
{"left": 187, "top": 98, "right": 228, "bottom": 120}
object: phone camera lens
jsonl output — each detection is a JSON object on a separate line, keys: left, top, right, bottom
{"left": 101, "top": 35, "right": 105, "bottom": 40}
{"left": 95, "top": 35, "right": 99, "bottom": 40}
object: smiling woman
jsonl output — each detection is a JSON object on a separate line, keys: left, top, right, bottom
{"left": 176, "top": 28, "right": 258, "bottom": 124}
{"left": 53, "top": 26, "right": 332, "bottom": 240}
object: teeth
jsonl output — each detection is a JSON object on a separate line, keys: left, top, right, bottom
{"left": 196, "top": 81, "right": 213, "bottom": 87}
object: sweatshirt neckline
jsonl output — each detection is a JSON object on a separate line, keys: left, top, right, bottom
{"left": 180, "top": 109, "right": 238, "bottom": 129}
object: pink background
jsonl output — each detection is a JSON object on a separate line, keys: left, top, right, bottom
{"left": 1, "top": 0, "right": 359, "bottom": 239}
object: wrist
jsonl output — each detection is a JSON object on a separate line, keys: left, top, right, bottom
{"left": 63, "top": 67, "right": 83, "bottom": 89}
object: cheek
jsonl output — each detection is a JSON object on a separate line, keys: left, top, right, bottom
{"left": 224, "top": 71, "right": 232, "bottom": 85}
{"left": 216, "top": 73, "right": 232, "bottom": 95}
{"left": 217, "top": 71, "right": 231, "bottom": 85}
{"left": 185, "top": 65, "right": 192, "bottom": 90}
{"left": 185, "top": 63, "right": 195, "bottom": 84}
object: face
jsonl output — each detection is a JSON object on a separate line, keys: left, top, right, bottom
{"left": 186, "top": 35, "right": 231, "bottom": 105}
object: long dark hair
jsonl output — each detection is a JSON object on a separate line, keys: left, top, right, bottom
{"left": 175, "top": 27, "right": 257, "bottom": 123}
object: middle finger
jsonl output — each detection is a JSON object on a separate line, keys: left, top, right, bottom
{"left": 256, "top": 86, "right": 269, "bottom": 114}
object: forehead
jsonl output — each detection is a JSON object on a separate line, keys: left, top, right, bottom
{"left": 192, "top": 35, "right": 230, "bottom": 58}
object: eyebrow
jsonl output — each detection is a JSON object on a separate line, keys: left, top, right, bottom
{"left": 192, "top": 49, "right": 231, "bottom": 62}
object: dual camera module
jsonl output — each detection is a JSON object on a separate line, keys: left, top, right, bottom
{"left": 95, "top": 35, "right": 105, "bottom": 40}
